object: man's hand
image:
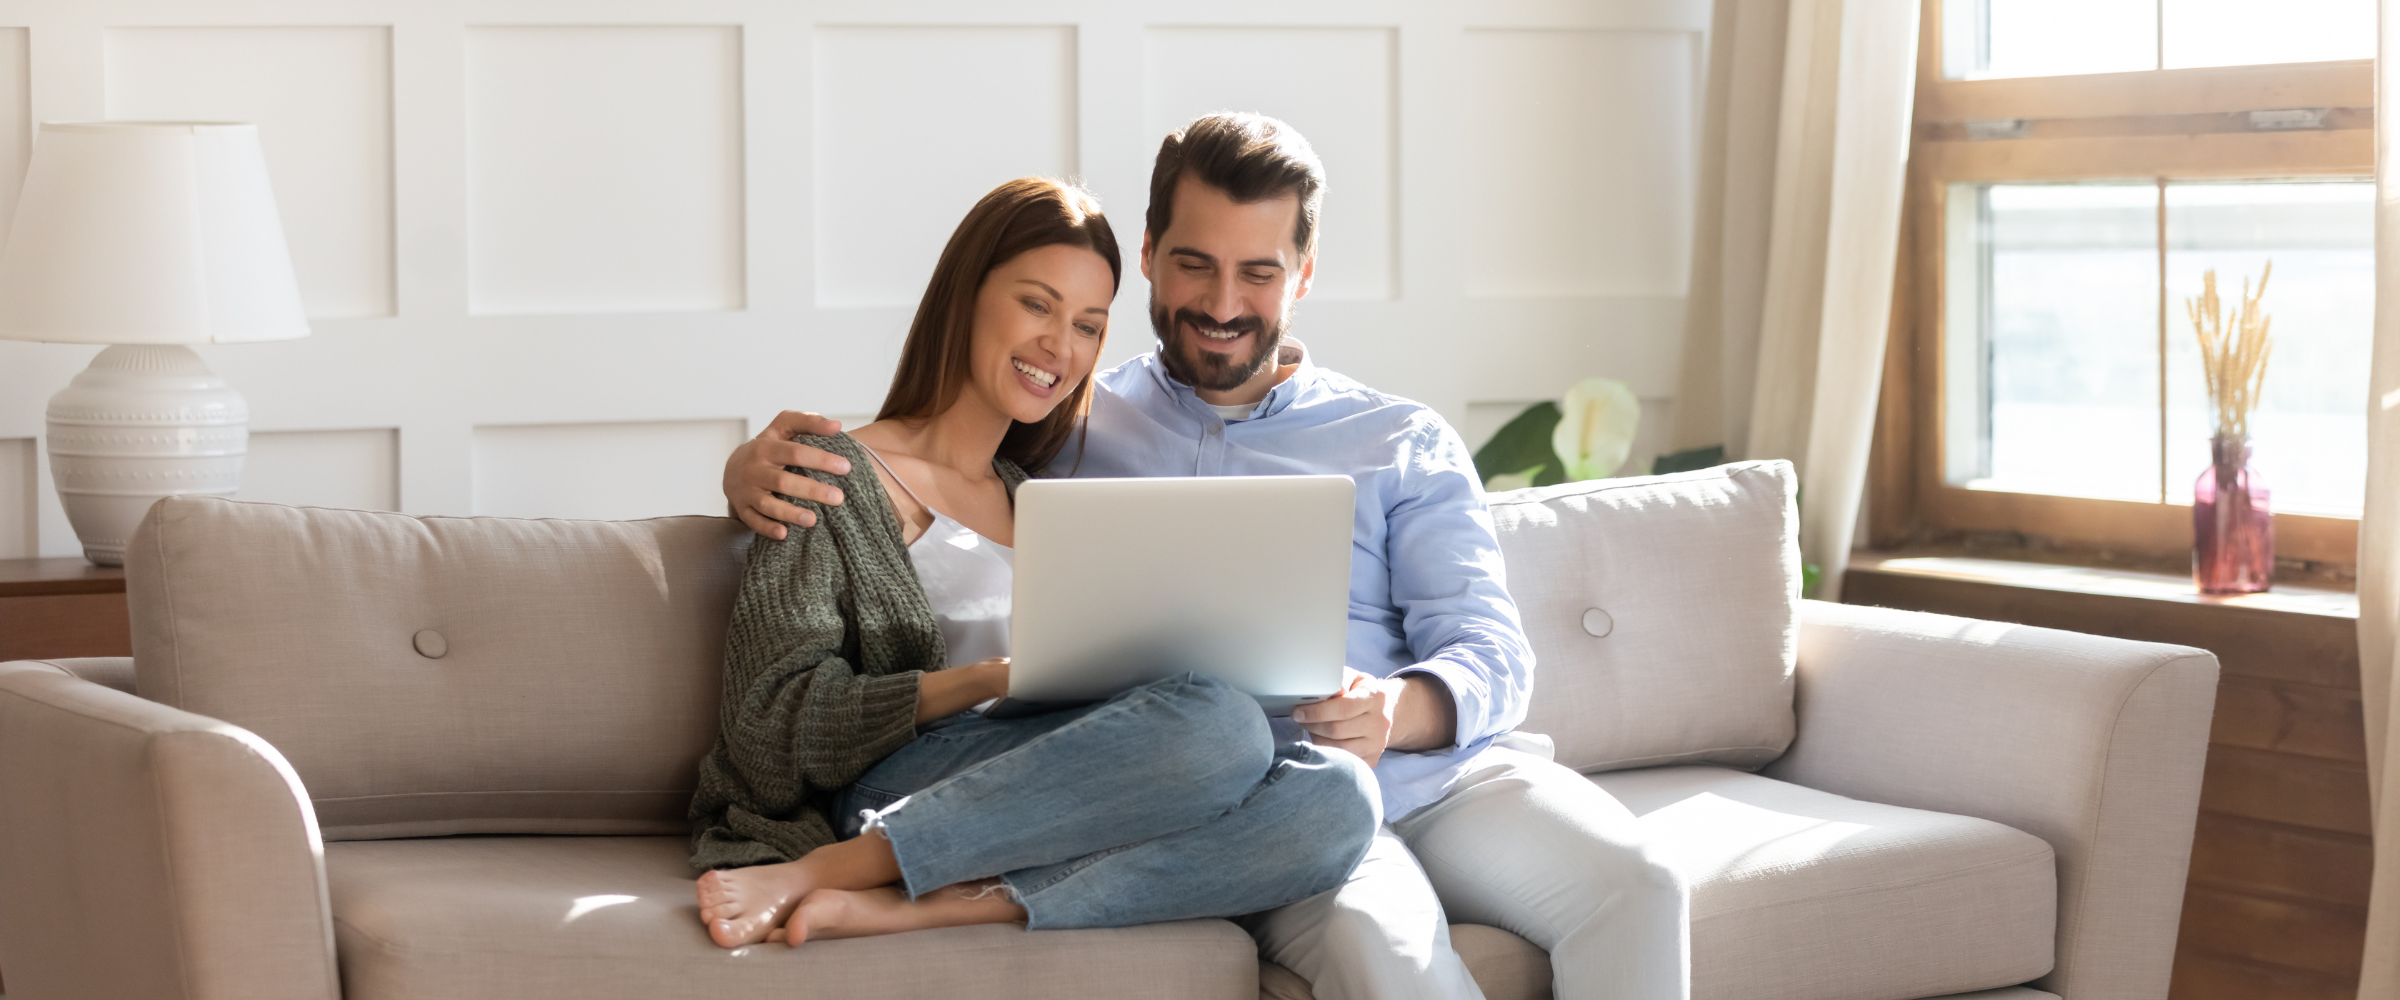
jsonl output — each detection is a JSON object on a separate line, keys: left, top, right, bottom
{"left": 727, "top": 411, "right": 854, "bottom": 537}
{"left": 1290, "top": 668, "right": 1458, "bottom": 768}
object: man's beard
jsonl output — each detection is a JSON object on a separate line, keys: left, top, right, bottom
{"left": 1151, "top": 296, "right": 1288, "bottom": 393}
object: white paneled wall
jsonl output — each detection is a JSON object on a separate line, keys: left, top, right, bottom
{"left": 1463, "top": 28, "right": 1698, "bottom": 299}
{"left": 243, "top": 428, "right": 399, "bottom": 511}
{"left": 472, "top": 419, "right": 747, "bottom": 521}
{"left": 815, "top": 25, "right": 1080, "bottom": 308}
{"left": 0, "top": 1, "right": 1708, "bottom": 556}
{"left": 105, "top": 27, "right": 396, "bottom": 319}
{"left": 467, "top": 26, "right": 746, "bottom": 315}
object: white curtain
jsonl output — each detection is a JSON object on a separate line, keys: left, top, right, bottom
{"left": 1671, "top": 0, "right": 1920, "bottom": 598}
{"left": 2354, "top": 2, "right": 2400, "bottom": 995}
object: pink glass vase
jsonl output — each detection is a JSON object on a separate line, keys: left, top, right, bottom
{"left": 2192, "top": 434, "right": 2273, "bottom": 595}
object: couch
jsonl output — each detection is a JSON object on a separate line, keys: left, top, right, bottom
{"left": 0, "top": 460, "right": 2217, "bottom": 1000}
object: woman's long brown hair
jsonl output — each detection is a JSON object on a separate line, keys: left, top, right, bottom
{"left": 874, "top": 178, "right": 1122, "bottom": 472}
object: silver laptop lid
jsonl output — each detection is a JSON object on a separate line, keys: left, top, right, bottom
{"left": 1008, "top": 474, "right": 1354, "bottom": 713}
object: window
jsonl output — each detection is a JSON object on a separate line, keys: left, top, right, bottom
{"left": 1944, "top": 0, "right": 2375, "bottom": 78}
{"left": 1872, "top": 0, "right": 2373, "bottom": 570}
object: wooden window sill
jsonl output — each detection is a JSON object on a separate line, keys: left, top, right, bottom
{"left": 1848, "top": 550, "right": 2358, "bottom": 620}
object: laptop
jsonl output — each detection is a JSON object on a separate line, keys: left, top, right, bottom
{"left": 993, "top": 474, "right": 1355, "bottom": 717}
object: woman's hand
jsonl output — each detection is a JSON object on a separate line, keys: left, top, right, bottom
{"left": 914, "top": 658, "right": 1010, "bottom": 723}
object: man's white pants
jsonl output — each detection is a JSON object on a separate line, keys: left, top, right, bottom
{"left": 1243, "top": 748, "right": 1691, "bottom": 1000}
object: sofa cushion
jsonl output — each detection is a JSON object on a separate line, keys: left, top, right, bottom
{"left": 1262, "top": 925, "right": 1553, "bottom": 1000}
{"left": 1488, "top": 461, "right": 1799, "bottom": 773}
{"left": 325, "top": 836, "right": 1259, "bottom": 1000}
{"left": 127, "top": 497, "right": 748, "bottom": 840}
{"left": 1591, "top": 765, "right": 2057, "bottom": 1000}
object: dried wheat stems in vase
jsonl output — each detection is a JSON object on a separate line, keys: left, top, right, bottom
{"left": 2186, "top": 263, "right": 2274, "bottom": 440}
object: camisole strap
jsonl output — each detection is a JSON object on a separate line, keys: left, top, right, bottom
{"left": 852, "top": 440, "right": 935, "bottom": 509}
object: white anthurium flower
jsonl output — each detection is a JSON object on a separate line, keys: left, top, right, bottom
{"left": 1551, "top": 378, "right": 1640, "bottom": 482}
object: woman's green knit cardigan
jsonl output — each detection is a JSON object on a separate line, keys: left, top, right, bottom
{"left": 688, "top": 432, "right": 1028, "bottom": 871}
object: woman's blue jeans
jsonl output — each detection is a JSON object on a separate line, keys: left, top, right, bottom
{"left": 835, "top": 673, "right": 1380, "bottom": 930}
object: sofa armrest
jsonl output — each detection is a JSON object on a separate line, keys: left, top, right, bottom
{"left": 0, "top": 660, "right": 338, "bottom": 1000}
{"left": 1763, "top": 601, "right": 2216, "bottom": 1000}
{"left": 46, "top": 655, "right": 137, "bottom": 693}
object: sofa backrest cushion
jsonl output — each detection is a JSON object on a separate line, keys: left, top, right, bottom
{"left": 127, "top": 497, "right": 748, "bottom": 841}
{"left": 1488, "top": 460, "right": 1799, "bottom": 774}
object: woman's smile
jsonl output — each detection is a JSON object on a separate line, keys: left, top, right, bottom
{"left": 1011, "top": 357, "right": 1062, "bottom": 395}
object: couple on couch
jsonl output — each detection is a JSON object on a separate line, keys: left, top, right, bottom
{"left": 687, "top": 112, "right": 1689, "bottom": 1000}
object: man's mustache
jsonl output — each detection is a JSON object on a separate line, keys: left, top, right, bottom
{"left": 1173, "top": 310, "right": 1264, "bottom": 338}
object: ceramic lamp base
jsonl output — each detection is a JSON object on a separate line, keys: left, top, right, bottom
{"left": 46, "top": 344, "right": 247, "bottom": 566}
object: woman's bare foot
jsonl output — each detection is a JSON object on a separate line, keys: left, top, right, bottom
{"left": 695, "top": 862, "right": 818, "bottom": 947}
{"left": 695, "top": 834, "right": 908, "bottom": 948}
{"left": 784, "top": 880, "right": 1027, "bottom": 946}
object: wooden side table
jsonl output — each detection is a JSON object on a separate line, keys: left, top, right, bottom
{"left": 0, "top": 557, "right": 131, "bottom": 661}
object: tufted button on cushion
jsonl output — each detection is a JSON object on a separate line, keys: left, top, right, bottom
{"left": 412, "top": 629, "right": 448, "bottom": 659}
{"left": 1580, "top": 608, "right": 1614, "bottom": 638}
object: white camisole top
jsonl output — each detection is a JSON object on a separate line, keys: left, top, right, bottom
{"left": 856, "top": 442, "right": 1014, "bottom": 668}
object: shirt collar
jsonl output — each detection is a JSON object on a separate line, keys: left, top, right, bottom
{"left": 1146, "top": 337, "right": 1318, "bottom": 422}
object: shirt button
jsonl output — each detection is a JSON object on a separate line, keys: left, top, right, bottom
{"left": 1208, "top": 425, "right": 1222, "bottom": 436}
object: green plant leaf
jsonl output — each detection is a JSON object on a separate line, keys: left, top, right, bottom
{"left": 1651, "top": 445, "right": 1726, "bottom": 475}
{"left": 1484, "top": 468, "right": 1540, "bottom": 493}
{"left": 1474, "top": 401, "right": 1561, "bottom": 490}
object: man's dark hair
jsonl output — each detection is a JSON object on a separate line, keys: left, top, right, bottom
{"left": 1145, "top": 113, "right": 1326, "bottom": 256}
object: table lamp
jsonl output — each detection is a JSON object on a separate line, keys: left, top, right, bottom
{"left": 0, "top": 122, "right": 310, "bottom": 565}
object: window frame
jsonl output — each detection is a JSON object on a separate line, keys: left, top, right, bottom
{"left": 1870, "top": 0, "right": 2372, "bottom": 571}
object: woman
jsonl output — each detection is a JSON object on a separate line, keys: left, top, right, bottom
{"left": 688, "top": 177, "right": 1378, "bottom": 948}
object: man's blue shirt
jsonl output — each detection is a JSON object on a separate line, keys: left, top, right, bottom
{"left": 1052, "top": 343, "right": 1534, "bottom": 821}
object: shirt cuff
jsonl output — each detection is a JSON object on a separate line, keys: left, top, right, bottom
{"left": 1393, "top": 661, "right": 1481, "bottom": 754}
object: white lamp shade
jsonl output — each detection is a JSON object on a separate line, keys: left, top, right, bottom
{"left": 0, "top": 121, "right": 309, "bottom": 344}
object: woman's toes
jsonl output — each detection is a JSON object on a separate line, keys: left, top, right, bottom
{"left": 693, "top": 864, "right": 814, "bottom": 948}
{"left": 710, "top": 915, "right": 763, "bottom": 949}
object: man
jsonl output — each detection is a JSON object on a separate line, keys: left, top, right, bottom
{"left": 721, "top": 113, "right": 1687, "bottom": 1000}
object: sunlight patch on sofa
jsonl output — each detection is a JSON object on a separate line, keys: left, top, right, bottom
{"left": 563, "top": 894, "right": 638, "bottom": 924}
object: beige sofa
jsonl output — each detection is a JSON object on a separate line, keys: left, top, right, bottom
{"left": 0, "top": 461, "right": 2217, "bottom": 1000}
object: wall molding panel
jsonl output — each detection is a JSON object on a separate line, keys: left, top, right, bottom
{"left": 813, "top": 24, "right": 1079, "bottom": 308}
{"left": 1462, "top": 27, "right": 1702, "bottom": 299}
{"left": 105, "top": 25, "right": 397, "bottom": 319}
{"left": 243, "top": 428, "right": 400, "bottom": 512}
{"left": 0, "top": 0, "right": 1709, "bottom": 554}
{"left": 466, "top": 24, "right": 746, "bottom": 316}
{"left": 472, "top": 418, "right": 747, "bottom": 521}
